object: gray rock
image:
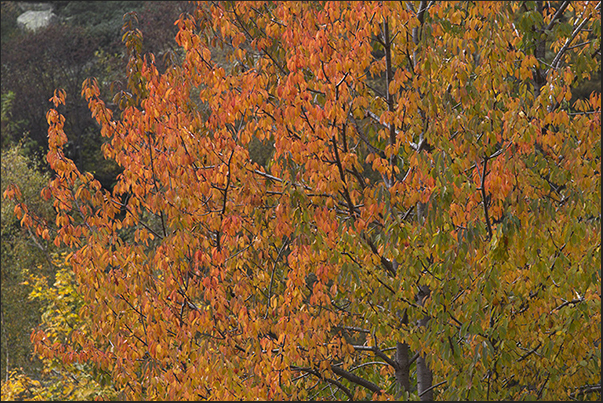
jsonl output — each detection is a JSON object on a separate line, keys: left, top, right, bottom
{"left": 17, "top": 9, "right": 57, "bottom": 32}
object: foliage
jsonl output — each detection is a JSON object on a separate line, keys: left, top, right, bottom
{"left": 136, "top": 1, "right": 198, "bottom": 72}
{"left": 1, "top": 145, "right": 109, "bottom": 400}
{"left": 1, "top": 253, "right": 117, "bottom": 401}
{"left": 0, "top": 23, "right": 100, "bottom": 159}
{"left": 0, "top": 1, "right": 21, "bottom": 44}
{"left": 1, "top": 4, "right": 197, "bottom": 394}
{"left": 49, "top": 1, "right": 146, "bottom": 50}
{"left": 1, "top": 143, "right": 55, "bottom": 382}
{"left": 1, "top": 2, "right": 195, "bottom": 190}
{"left": 48, "top": 1, "right": 194, "bottom": 64}
{"left": 1, "top": 91, "right": 28, "bottom": 151}
{"left": 5, "top": 1, "right": 601, "bottom": 401}
{"left": 1, "top": 370, "right": 44, "bottom": 401}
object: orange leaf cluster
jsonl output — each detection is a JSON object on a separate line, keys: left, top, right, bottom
{"left": 5, "top": 1, "right": 600, "bottom": 400}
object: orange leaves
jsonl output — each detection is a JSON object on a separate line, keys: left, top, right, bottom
{"left": 3, "top": 183, "right": 22, "bottom": 202}
{"left": 449, "top": 202, "right": 468, "bottom": 228}
{"left": 49, "top": 88, "right": 66, "bottom": 107}
{"left": 484, "top": 157, "right": 513, "bottom": 203}
{"left": 40, "top": 186, "right": 52, "bottom": 201}
{"left": 81, "top": 78, "right": 101, "bottom": 101}
{"left": 19, "top": 212, "right": 33, "bottom": 229}
{"left": 274, "top": 201, "right": 294, "bottom": 239}
{"left": 12, "top": 1, "right": 599, "bottom": 401}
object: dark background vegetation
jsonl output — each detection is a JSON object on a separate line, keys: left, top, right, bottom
{"left": 1, "top": 1, "right": 197, "bottom": 187}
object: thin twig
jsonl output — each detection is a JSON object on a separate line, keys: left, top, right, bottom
{"left": 419, "top": 380, "right": 447, "bottom": 397}
{"left": 331, "top": 364, "right": 383, "bottom": 395}
{"left": 477, "top": 156, "right": 493, "bottom": 240}
{"left": 548, "top": 2, "right": 600, "bottom": 73}
{"left": 290, "top": 366, "right": 354, "bottom": 400}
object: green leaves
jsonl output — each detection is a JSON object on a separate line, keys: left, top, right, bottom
{"left": 3, "top": 1, "right": 600, "bottom": 401}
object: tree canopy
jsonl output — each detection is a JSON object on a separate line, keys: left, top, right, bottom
{"left": 4, "top": 1, "right": 601, "bottom": 400}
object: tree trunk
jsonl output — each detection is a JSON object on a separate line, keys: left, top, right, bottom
{"left": 416, "top": 285, "right": 433, "bottom": 400}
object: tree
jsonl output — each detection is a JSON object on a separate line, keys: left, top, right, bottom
{"left": 1, "top": 23, "right": 99, "bottom": 154}
{"left": 0, "top": 2, "right": 194, "bottom": 189}
{"left": 5, "top": 1, "right": 600, "bottom": 400}
{"left": 1, "top": 251, "right": 116, "bottom": 401}
{"left": 1, "top": 144, "right": 110, "bottom": 401}
{"left": 1, "top": 142, "right": 54, "bottom": 383}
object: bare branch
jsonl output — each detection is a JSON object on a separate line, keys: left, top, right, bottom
{"left": 290, "top": 366, "right": 354, "bottom": 400}
{"left": 252, "top": 169, "right": 312, "bottom": 191}
{"left": 477, "top": 156, "right": 493, "bottom": 240}
{"left": 348, "top": 113, "right": 386, "bottom": 156}
{"left": 363, "top": 235, "right": 397, "bottom": 277}
{"left": 419, "top": 380, "right": 447, "bottom": 398}
{"left": 570, "top": 383, "right": 602, "bottom": 399}
{"left": 351, "top": 344, "right": 398, "bottom": 369}
{"left": 548, "top": 2, "right": 600, "bottom": 73}
{"left": 365, "top": 109, "right": 420, "bottom": 152}
{"left": 517, "top": 341, "right": 542, "bottom": 362}
{"left": 544, "top": 1, "right": 571, "bottom": 32}
{"left": 551, "top": 297, "right": 584, "bottom": 312}
{"left": 382, "top": 19, "right": 399, "bottom": 187}
{"left": 331, "top": 364, "right": 383, "bottom": 395}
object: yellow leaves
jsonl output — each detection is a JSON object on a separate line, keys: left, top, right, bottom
{"left": 8, "top": 1, "right": 598, "bottom": 400}
{"left": 517, "top": 54, "right": 537, "bottom": 81}
{"left": 155, "top": 342, "right": 164, "bottom": 358}
{"left": 1, "top": 370, "right": 43, "bottom": 401}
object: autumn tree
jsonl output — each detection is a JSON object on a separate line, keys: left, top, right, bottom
{"left": 1, "top": 250, "right": 117, "bottom": 401}
{"left": 5, "top": 1, "right": 600, "bottom": 400}
{"left": 1, "top": 142, "right": 53, "bottom": 383}
{"left": 1, "top": 138, "right": 110, "bottom": 401}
